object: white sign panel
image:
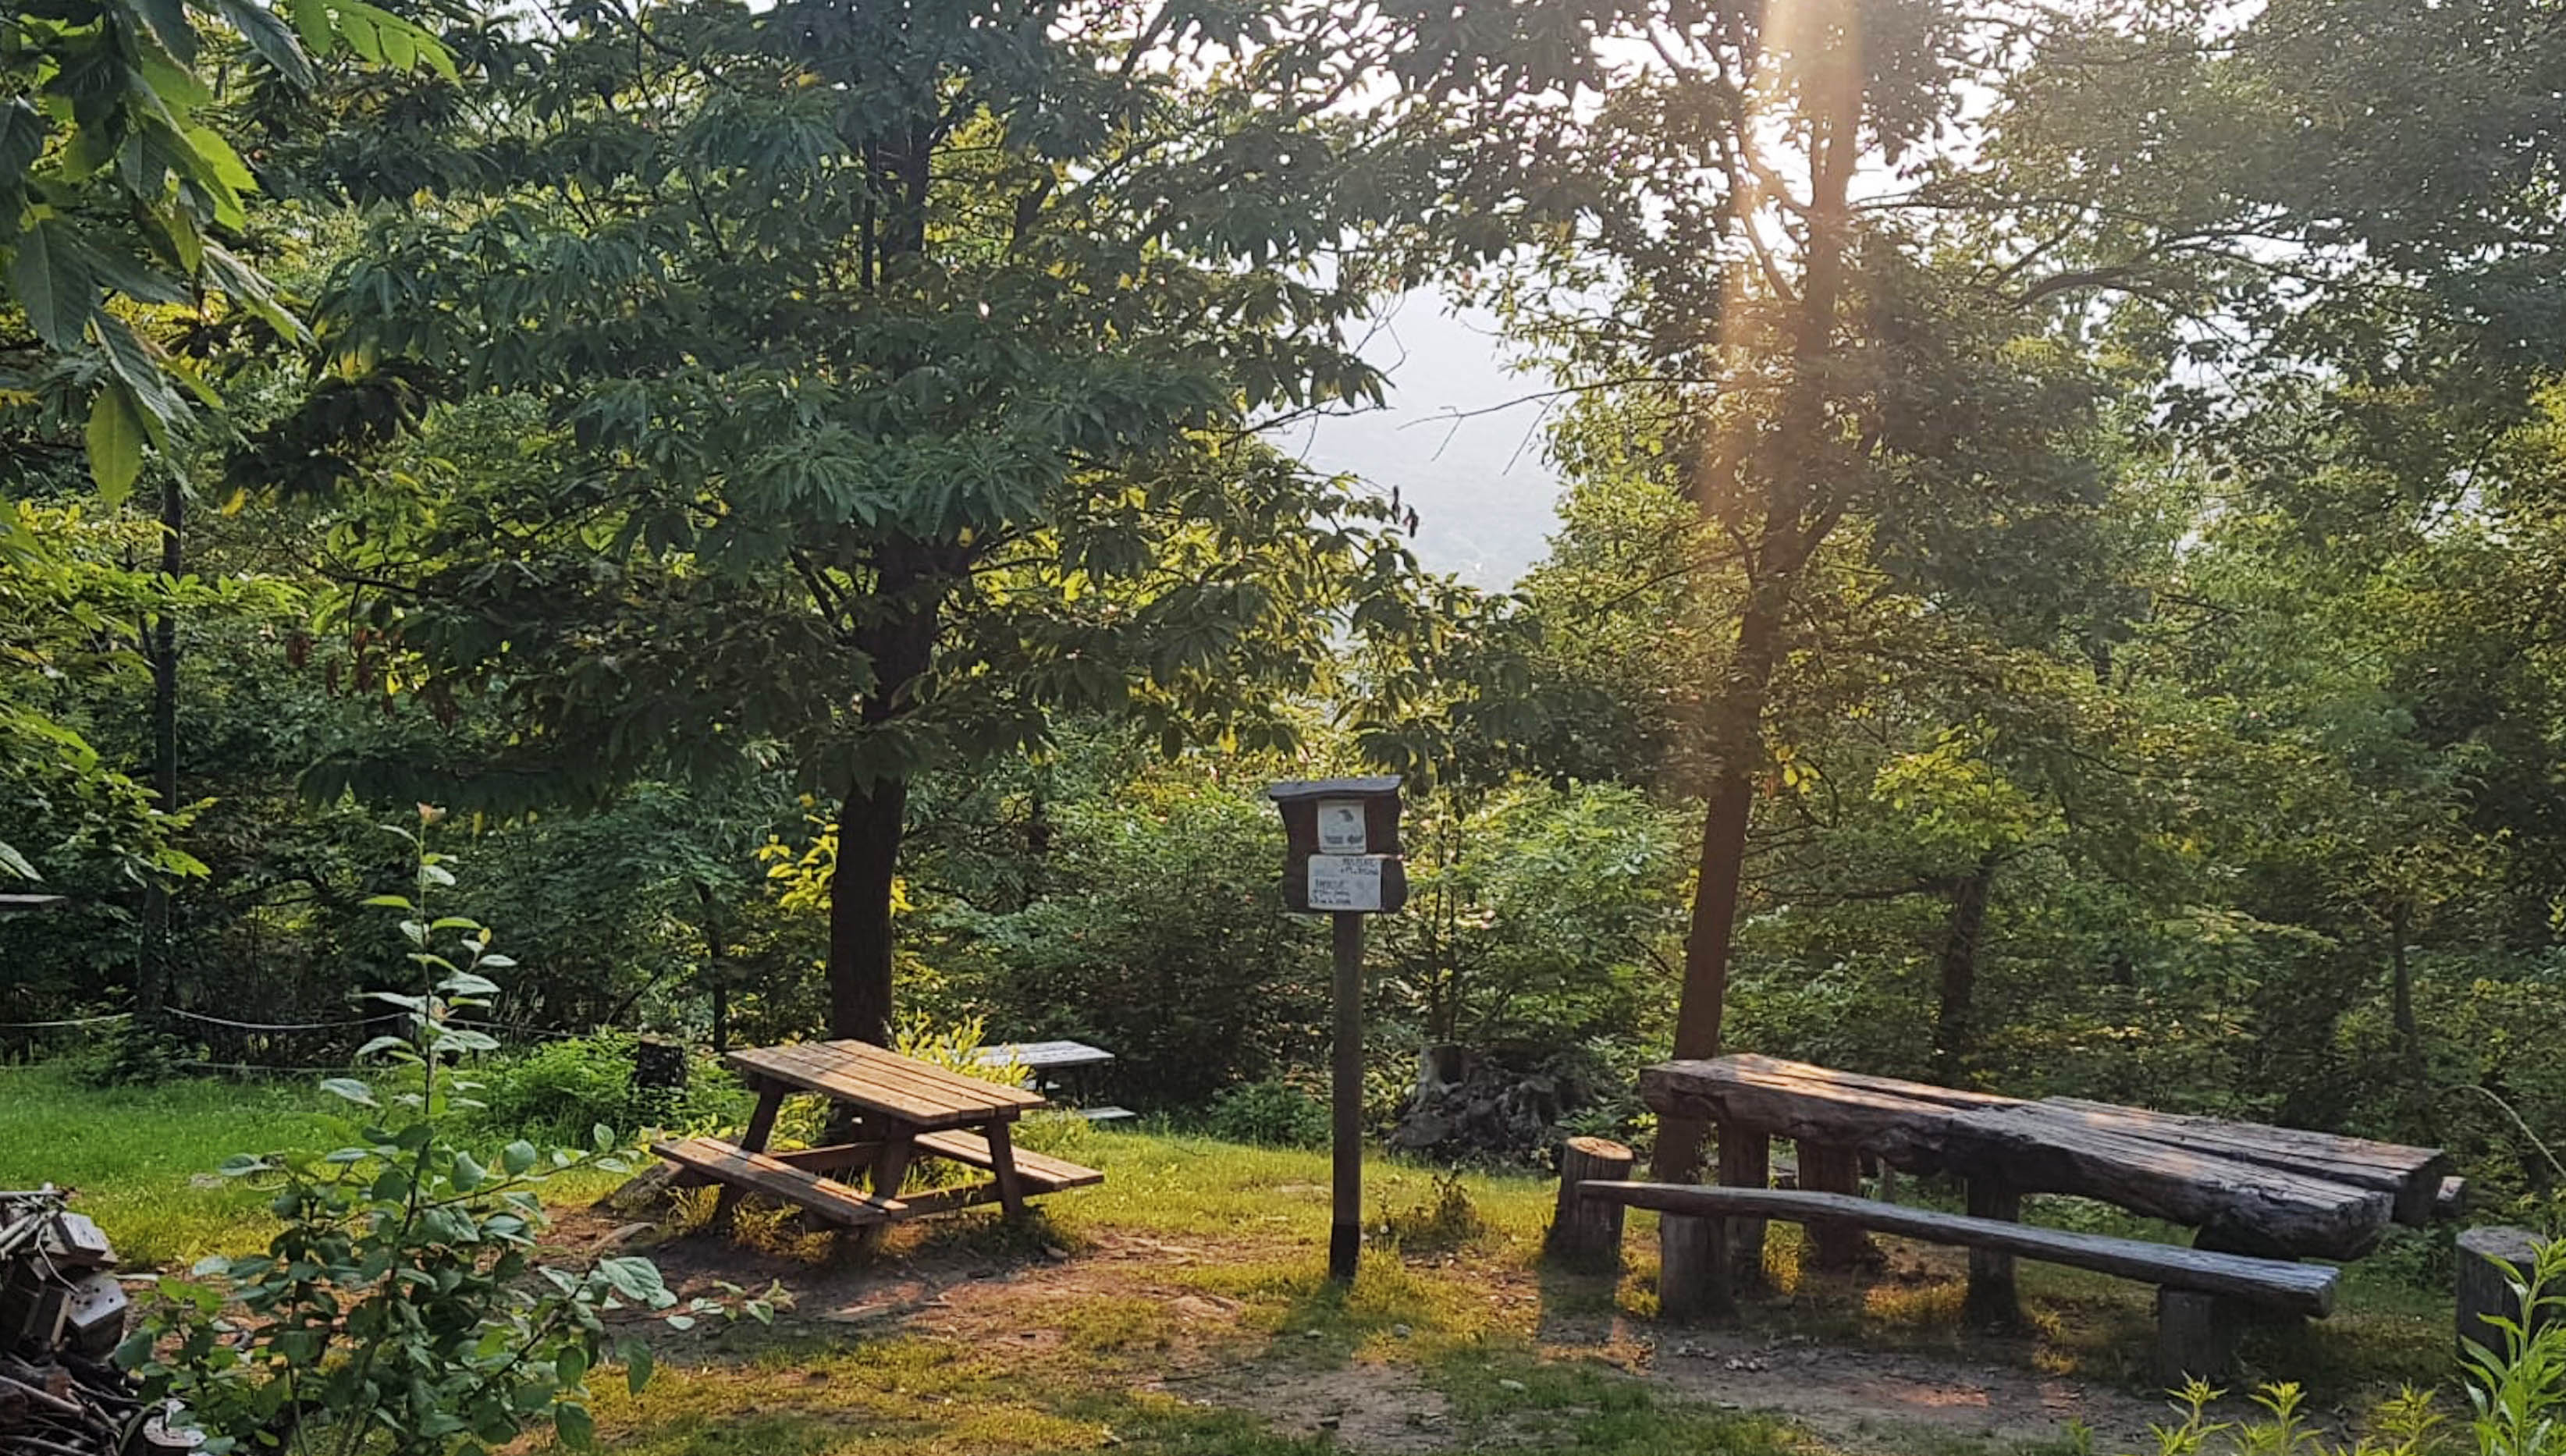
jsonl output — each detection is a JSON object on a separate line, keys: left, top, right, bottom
{"left": 1316, "top": 800, "right": 1369, "bottom": 854}
{"left": 1306, "top": 854, "right": 1385, "bottom": 911}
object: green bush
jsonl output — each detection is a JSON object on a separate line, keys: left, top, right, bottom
{"left": 470, "top": 1032, "right": 748, "bottom": 1142}
{"left": 1205, "top": 1078, "right": 1331, "bottom": 1148}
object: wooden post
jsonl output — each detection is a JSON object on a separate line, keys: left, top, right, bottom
{"left": 2459, "top": 1226, "right": 2550, "bottom": 1355}
{"left": 1796, "top": 1141, "right": 1871, "bottom": 1270}
{"left": 2156, "top": 1290, "right": 2243, "bottom": 1383}
{"left": 714, "top": 1079, "right": 786, "bottom": 1227}
{"left": 1718, "top": 1122, "right": 1771, "bottom": 1290}
{"left": 1547, "top": 1137, "right": 1635, "bottom": 1268}
{"left": 1330, "top": 909, "right": 1364, "bottom": 1283}
{"left": 1658, "top": 1212, "right": 1733, "bottom": 1322}
{"left": 1964, "top": 1177, "right": 2021, "bottom": 1326}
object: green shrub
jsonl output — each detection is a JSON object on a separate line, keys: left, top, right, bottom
{"left": 1206, "top": 1078, "right": 1330, "bottom": 1148}
{"left": 471, "top": 1032, "right": 748, "bottom": 1142}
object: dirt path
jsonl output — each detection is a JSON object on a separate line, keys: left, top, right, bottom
{"left": 563, "top": 1211, "right": 2174, "bottom": 1454}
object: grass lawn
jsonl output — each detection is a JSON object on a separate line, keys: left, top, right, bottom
{"left": 5, "top": 1062, "right": 2471, "bottom": 1456}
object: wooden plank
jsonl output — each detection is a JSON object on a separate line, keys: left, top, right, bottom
{"left": 1942, "top": 1103, "right": 2393, "bottom": 1261}
{"left": 736, "top": 1042, "right": 992, "bottom": 1117}
{"left": 746, "top": 1042, "right": 1011, "bottom": 1117}
{"left": 727, "top": 1041, "right": 1047, "bottom": 1129}
{"left": 2037, "top": 1098, "right": 2449, "bottom": 1226}
{"left": 915, "top": 1128, "right": 1104, "bottom": 1191}
{"left": 1583, "top": 1183, "right": 2337, "bottom": 1317}
{"left": 655, "top": 1138, "right": 899, "bottom": 1229}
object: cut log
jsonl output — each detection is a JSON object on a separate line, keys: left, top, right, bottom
{"left": 1548, "top": 1137, "right": 1635, "bottom": 1268}
{"left": 2041, "top": 1098, "right": 2450, "bottom": 1227}
{"left": 2156, "top": 1290, "right": 2244, "bottom": 1383}
{"left": 1964, "top": 1177, "right": 2022, "bottom": 1328}
{"left": 2458, "top": 1225, "right": 2552, "bottom": 1355}
{"left": 1658, "top": 1212, "right": 1733, "bottom": 1322}
{"left": 1796, "top": 1142, "right": 1872, "bottom": 1271}
{"left": 1942, "top": 1103, "right": 2392, "bottom": 1261}
{"left": 1717, "top": 1124, "right": 1771, "bottom": 1289}
{"left": 1640, "top": 1056, "right": 2016, "bottom": 1171}
{"left": 1583, "top": 1184, "right": 2337, "bottom": 1318}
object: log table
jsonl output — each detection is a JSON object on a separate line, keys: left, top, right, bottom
{"left": 1633, "top": 1055, "right": 2450, "bottom": 1344}
{"left": 655, "top": 1040, "right": 1102, "bottom": 1243}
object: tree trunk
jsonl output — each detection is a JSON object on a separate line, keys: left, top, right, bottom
{"left": 828, "top": 774, "right": 906, "bottom": 1045}
{"left": 1932, "top": 854, "right": 2002, "bottom": 1081}
{"left": 134, "top": 473, "right": 183, "bottom": 1028}
{"left": 2389, "top": 900, "right": 2430, "bottom": 1135}
{"left": 1653, "top": 9, "right": 1861, "bottom": 1182}
{"left": 697, "top": 881, "right": 729, "bottom": 1054}
{"left": 823, "top": 562, "right": 941, "bottom": 1046}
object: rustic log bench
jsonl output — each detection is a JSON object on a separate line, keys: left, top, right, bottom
{"left": 1587, "top": 1182, "right": 2338, "bottom": 1382}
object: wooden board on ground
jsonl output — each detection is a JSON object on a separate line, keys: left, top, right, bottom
{"left": 1583, "top": 1182, "right": 2339, "bottom": 1317}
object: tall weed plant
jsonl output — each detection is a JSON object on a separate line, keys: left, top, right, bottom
{"left": 2125, "top": 1237, "right": 2566, "bottom": 1456}
{"left": 119, "top": 811, "right": 773, "bottom": 1456}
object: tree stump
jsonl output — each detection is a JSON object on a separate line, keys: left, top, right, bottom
{"left": 633, "top": 1037, "right": 688, "bottom": 1092}
{"left": 1546, "top": 1136, "right": 1635, "bottom": 1268}
{"left": 2459, "top": 1225, "right": 2551, "bottom": 1355}
{"left": 1658, "top": 1212, "right": 1733, "bottom": 1322}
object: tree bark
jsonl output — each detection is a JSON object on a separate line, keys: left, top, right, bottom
{"left": 823, "top": 556, "right": 941, "bottom": 1046}
{"left": 135, "top": 473, "right": 183, "bottom": 1028}
{"left": 2389, "top": 899, "right": 2431, "bottom": 1136}
{"left": 1654, "top": 9, "right": 1861, "bottom": 1181}
{"left": 1932, "top": 853, "right": 2002, "bottom": 1081}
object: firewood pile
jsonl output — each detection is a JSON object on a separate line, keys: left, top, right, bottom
{"left": 0, "top": 1188, "right": 186, "bottom": 1456}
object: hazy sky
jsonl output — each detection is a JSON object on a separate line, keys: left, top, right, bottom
{"left": 1271, "top": 296, "right": 1566, "bottom": 590}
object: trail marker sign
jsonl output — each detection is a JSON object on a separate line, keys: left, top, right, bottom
{"left": 1265, "top": 775, "right": 1406, "bottom": 1282}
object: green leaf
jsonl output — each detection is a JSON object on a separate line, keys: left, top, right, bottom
{"left": 9, "top": 219, "right": 95, "bottom": 353}
{"left": 553, "top": 1404, "right": 594, "bottom": 1449}
{"left": 354, "top": 1034, "right": 414, "bottom": 1059}
{"left": 212, "top": 0, "right": 317, "bottom": 89}
{"left": 500, "top": 1140, "right": 538, "bottom": 1175}
{"left": 362, "top": 893, "right": 416, "bottom": 910}
{"left": 619, "top": 1337, "right": 654, "bottom": 1395}
{"left": 451, "top": 1149, "right": 485, "bottom": 1191}
{"left": 318, "top": 1077, "right": 378, "bottom": 1107}
{"left": 596, "top": 1256, "right": 666, "bottom": 1304}
{"left": 0, "top": 838, "right": 37, "bottom": 882}
{"left": 86, "top": 383, "right": 146, "bottom": 504}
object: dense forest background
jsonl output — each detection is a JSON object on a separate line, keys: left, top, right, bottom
{"left": 10, "top": 0, "right": 2566, "bottom": 1223}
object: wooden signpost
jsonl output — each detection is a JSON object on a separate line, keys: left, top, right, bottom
{"left": 1267, "top": 776, "right": 1406, "bottom": 1281}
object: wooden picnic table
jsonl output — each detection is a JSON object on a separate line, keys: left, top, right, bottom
{"left": 1643, "top": 1054, "right": 2449, "bottom": 1262}
{"left": 654, "top": 1039, "right": 1102, "bottom": 1239}
{"left": 1614, "top": 1055, "right": 2453, "bottom": 1377}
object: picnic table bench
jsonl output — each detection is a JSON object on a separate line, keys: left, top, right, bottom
{"left": 654, "top": 1039, "right": 1103, "bottom": 1241}
{"left": 1589, "top": 1055, "right": 2452, "bottom": 1380}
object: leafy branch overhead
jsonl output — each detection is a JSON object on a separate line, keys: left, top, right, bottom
{"left": 1, "top": 0, "right": 450, "bottom": 500}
